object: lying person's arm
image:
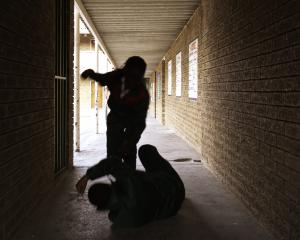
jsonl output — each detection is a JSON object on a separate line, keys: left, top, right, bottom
{"left": 76, "top": 158, "right": 120, "bottom": 194}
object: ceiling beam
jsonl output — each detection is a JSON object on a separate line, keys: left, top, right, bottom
{"left": 75, "top": 0, "right": 116, "bottom": 67}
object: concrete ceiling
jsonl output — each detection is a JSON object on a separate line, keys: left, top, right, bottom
{"left": 81, "top": 0, "right": 200, "bottom": 76}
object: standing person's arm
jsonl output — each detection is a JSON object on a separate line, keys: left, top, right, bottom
{"left": 81, "top": 69, "right": 118, "bottom": 86}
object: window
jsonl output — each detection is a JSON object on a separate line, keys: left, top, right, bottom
{"left": 176, "top": 52, "right": 182, "bottom": 97}
{"left": 156, "top": 72, "right": 161, "bottom": 99}
{"left": 188, "top": 38, "right": 198, "bottom": 99}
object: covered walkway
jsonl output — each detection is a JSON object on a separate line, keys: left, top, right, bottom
{"left": 14, "top": 118, "right": 273, "bottom": 240}
{"left": 1, "top": 1, "right": 299, "bottom": 239}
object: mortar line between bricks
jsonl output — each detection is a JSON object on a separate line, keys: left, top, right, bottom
{"left": 201, "top": 96, "right": 300, "bottom": 108}
{"left": 0, "top": 107, "right": 54, "bottom": 122}
{"left": 0, "top": 72, "right": 55, "bottom": 81}
{"left": 0, "top": 99, "right": 53, "bottom": 105}
{"left": 0, "top": 87, "right": 56, "bottom": 90}
{"left": 224, "top": 116, "right": 300, "bottom": 145}
{"left": 202, "top": 74, "right": 300, "bottom": 84}
{"left": 0, "top": 123, "right": 55, "bottom": 152}
{"left": 210, "top": 0, "right": 293, "bottom": 45}
{"left": 202, "top": 59, "right": 300, "bottom": 78}
{"left": 0, "top": 38, "right": 54, "bottom": 63}
{"left": 0, "top": 137, "right": 54, "bottom": 175}
{"left": 203, "top": 72, "right": 300, "bottom": 81}
{"left": 202, "top": 77, "right": 300, "bottom": 85}
{"left": 0, "top": 56, "right": 55, "bottom": 71}
{"left": 0, "top": 116, "right": 55, "bottom": 138}
{"left": 202, "top": 43, "right": 300, "bottom": 71}
{"left": 0, "top": 71, "right": 53, "bottom": 80}
{"left": 0, "top": 107, "right": 53, "bottom": 121}
{"left": 201, "top": 27, "right": 300, "bottom": 65}
{"left": 202, "top": 89, "right": 300, "bottom": 94}
{"left": 0, "top": 23, "right": 53, "bottom": 50}
{"left": 0, "top": 126, "right": 54, "bottom": 154}
{"left": 0, "top": 97, "right": 55, "bottom": 105}
{"left": 201, "top": 13, "right": 300, "bottom": 62}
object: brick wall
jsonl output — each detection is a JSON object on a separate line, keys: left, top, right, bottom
{"left": 0, "top": 1, "right": 74, "bottom": 239}
{"left": 151, "top": 0, "right": 300, "bottom": 239}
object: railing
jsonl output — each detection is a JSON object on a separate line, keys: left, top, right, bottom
{"left": 54, "top": 76, "right": 67, "bottom": 174}
{"left": 54, "top": 0, "right": 68, "bottom": 174}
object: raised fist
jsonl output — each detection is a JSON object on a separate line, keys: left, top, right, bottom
{"left": 81, "top": 69, "right": 94, "bottom": 79}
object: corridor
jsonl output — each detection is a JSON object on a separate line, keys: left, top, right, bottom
{"left": 14, "top": 118, "right": 273, "bottom": 240}
{"left": 0, "top": 0, "right": 299, "bottom": 239}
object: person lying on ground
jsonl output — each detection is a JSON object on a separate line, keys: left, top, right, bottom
{"left": 76, "top": 144, "right": 185, "bottom": 228}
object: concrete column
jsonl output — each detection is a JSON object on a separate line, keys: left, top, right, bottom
{"left": 74, "top": 6, "right": 80, "bottom": 152}
{"left": 95, "top": 41, "right": 99, "bottom": 134}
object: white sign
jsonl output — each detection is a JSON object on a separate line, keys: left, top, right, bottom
{"left": 189, "top": 39, "right": 198, "bottom": 98}
{"left": 168, "top": 60, "right": 172, "bottom": 95}
{"left": 176, "top": 52, "right": 182, "bottom": 97}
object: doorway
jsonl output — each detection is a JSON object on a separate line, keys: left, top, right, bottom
{"left": 73, "top": 3, "right": 113, "bottom": 167}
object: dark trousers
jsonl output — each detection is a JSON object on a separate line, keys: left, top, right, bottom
{"left": 106, "top": 111, "right": 137, "bottom": 170}
{"left": 138, "top": 144, "right": 186, "bottom": 216}
{"left": 138, "top": 145, "right": 184, "bottom": 186}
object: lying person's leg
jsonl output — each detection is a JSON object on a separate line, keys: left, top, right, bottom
{"left": 138, "top": 144, "right": 178, "bottom": 177}
{"left": 138, "top": 144, "right": 186, "bottom": 217}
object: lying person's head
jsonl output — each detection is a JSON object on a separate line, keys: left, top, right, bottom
{"left": 123, "top": 56, "right": 146, "bottom": 88}
{"left": 88, "top": 183, "right": 112, "bottom": 210}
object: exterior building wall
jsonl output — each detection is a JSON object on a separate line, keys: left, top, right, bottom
{"left": 151, "top": 0, "right": 300, "bottom": 239}
{"left": 0, "top": 1, "right": 74, "bottom": 239}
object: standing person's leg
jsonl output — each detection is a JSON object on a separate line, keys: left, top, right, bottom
{"left": 107, "top": 112, "right": 125, "bottom": 159}
{"left": 122, "top": 145, "right": 137, "bottom": 170}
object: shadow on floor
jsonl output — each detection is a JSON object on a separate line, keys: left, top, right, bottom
{"left": 13, "top": 118, "right": 274, "bottom": 240}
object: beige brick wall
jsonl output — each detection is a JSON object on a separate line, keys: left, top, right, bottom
{"left": 0, "top": 1, "right": 74, "bottom": 239}
{"left": 150, "top": 0, "right": 300, "bottom": 239}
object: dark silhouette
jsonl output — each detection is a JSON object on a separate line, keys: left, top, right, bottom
{"left": 81, "top": 56, "right": 149, "bottom": 170}
{"left": 76, "top": 144, "right": 185, "bottom": 228}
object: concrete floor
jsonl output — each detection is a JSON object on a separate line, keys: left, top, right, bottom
{"left": 14, "top": 118, "right": 274, "bottom": 240}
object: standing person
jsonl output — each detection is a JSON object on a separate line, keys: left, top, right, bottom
{"left": 81, "top": 56, "right": 149, "bottom": 170}
{"left": 76, "top": 144, "right": 185, "bottom": 228}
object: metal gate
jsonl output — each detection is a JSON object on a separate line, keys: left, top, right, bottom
{"left": 55, "top": 0, "right": 68, "bottom": 174}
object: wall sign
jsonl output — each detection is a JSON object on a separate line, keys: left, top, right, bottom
{"left": 168, "top": 60, "right": 172, "bottom": 96}
{"left": 189, "top": 38, "right": 198, "bottom": 98}
{"left": 176, "top": 52, "right": 182, "bottom": 97}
